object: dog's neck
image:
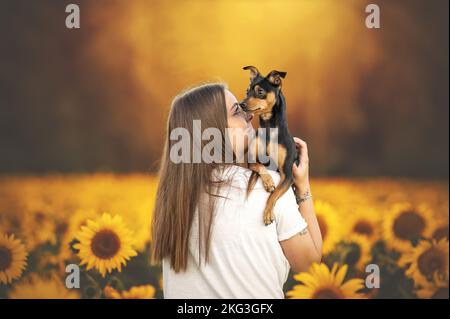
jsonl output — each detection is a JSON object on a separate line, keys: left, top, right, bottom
{"left": 259, "top": 90, "right": 286, "bottom": 128}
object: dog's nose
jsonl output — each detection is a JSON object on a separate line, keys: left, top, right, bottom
{"left": 239, "top": 102, "right": 247, "bottom": 110}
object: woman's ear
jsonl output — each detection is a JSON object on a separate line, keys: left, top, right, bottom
{"left": 243, "top": 65, "right": 260, "bottom": 82}
{"left": 266, "top": 70, "right": 287, "bottom": 86}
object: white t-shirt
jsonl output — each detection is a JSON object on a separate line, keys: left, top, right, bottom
{"left": 162, "top": 165, "right": 308, "bottom": 299}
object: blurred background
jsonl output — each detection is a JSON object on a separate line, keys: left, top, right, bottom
{"left": 0, "top": 0, "right": 448, "bottom": 300}
{"left": 0, "top": 0, "right": 448, "bottom": 177}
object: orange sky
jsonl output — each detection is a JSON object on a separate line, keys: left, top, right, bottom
{"left": 0, "top": 0, "right": 447, "bottom": 176}
{"left": 85, "top": 0, "right": 382, "bottom": 170}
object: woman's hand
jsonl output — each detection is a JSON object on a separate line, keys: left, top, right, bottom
{"left": 281, "top": 137, "right": 323, "bottom": 270}
{"left": 292, "top": 137, "right": 310, "bottom": 194}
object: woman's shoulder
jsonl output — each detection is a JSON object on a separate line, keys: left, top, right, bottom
{"left": 233, "top": 167, "right": 296, "bottom": 209}
{"left": 216, "top": 165, "right": 282, "bottom": 189}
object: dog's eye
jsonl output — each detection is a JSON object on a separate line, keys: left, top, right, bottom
{"left": 255, "top": 87, "right": 265, "bottom": 96}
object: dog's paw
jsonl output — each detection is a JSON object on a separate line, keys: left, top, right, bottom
{"left": 264, "top": 184, "right": 275, "bottom": 193}
{"left": 262, "top": 176, "right": 275, "bottom": 193}
{"left": 263, "top": 209, "right": 275, "bottom": 226}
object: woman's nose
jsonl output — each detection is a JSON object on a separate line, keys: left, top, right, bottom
{"left": 246, "top": 113, "right": 254, "bottom": 122}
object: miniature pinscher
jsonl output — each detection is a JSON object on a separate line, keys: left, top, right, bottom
{"left": 240, "top": 66, "right": 299, "bottom": 226}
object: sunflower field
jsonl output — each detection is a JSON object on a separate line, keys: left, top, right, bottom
{"left": 0, "top": 174, "right": 448, "bottom": 299}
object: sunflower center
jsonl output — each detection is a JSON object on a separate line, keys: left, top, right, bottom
{"left": 393, "top": 211, "right": 425, "bottom": 240}
{"left": 353, "top": 220, "right": 374, "bottom": 237}
{"left": 317, "top": 215, "right": 328, "bottom": 240}
{"left": 56, "top": 222, "right": 68, "bottom": 235}
{"left": 433, "top": 226, "right": 449, "bottom": 241}
{"left": 35, "top": 212, "right": 46, "bottom": 222}
{"left": 312, "top": 287, "right": 344, "bottom": 299}
{"left": 0, "top": 245, "right": 12, "bottom": 271}
{"left": 345, "top": 243, "right": 362, "bottom": 266}
{"left": 91, "top": 229, "right": 121, "bottom": 259}
{"left": 418, "top": 248, "right": 445, "bottom": 277}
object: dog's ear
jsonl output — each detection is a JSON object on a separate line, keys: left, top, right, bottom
{"left": 266, "top": 70, "right": 287, "bottom": 86}
{"left": 243, "top": 66, "right": 260, "bottom": 82}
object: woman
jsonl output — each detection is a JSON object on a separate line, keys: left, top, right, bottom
{"left": 152, "top": 83, "right": 322, "bottom": 298}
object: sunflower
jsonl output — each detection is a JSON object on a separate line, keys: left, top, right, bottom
{"left": 104, "top": 285, "right": 155, "bottom": 299}
{"left": 286, "top": 263, "right": 366, "bottom": 299}
{"left": 314, "top": 200, "right": 343, "bottom": 254}
{"left": 416, "top": 273, "right": 449, "bottom": 299}
{"left": 399, "top": 238, "right": 449, "bottom": 288}
{"left": 338, "top": 234, "right": 372, "bottom": 271}
{"left": 59, "top": 209, "right": 98, "bottom": 262}
{"left": 73, "top": 213, "right": 137, "bottom": 277}
{"left": 21, "top": 206, "right": 58, "bottom": 250}
{"left": 8, "top": 274, "right": 80, "bottom": 299}
{"left": 348, "top": 208, "right": 380, "bottom": 244}
{"left": 383, "top": 203, "right": 435, "bottom": 252}
{"left": 431, "top": 220, "right": 449, "bottom": 241}
{"left": 0, "top": 233, "right": 28, "bottom": 284}
{"left": 0, "top": 213, "right": 21, "bottom": 236}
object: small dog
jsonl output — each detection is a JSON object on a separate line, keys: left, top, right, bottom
{"left": 240, "top": 66, "right": 298, "bottom": 225}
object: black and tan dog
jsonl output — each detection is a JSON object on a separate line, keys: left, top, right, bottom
{"left": 240, "top": 65, "right": 298, "bottom": 226}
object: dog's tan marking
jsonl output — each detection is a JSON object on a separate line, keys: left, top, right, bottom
{"left": 265, "top": 91, "right": 276, "bottom": 109}
{"left": 267, "top": 70, "right": 286, "bottom": 86}
{"left": 266, "top": 141, "right": 286, "bottom": 167}
{"left": 277, "top": 144, "right": 287, "bottom": 172}
{"left": 259, "top": 91, "right": 276, "bottom": 120}
{"left": 260, "top": 112, "right": 272, "bottom": 121}
{"left": 264, "top": 177, "right": 293, "bottom": 225}
{"left": 247, "top": 134, "right": 264, "bottom": 160}
{"left": 245, "top": 97, "right": 267, "bottom": 112}
{"left": 268, "top": 74, "right": 282, "bottom": 86}
{"left": 245, "top": 91, "right": 277, "bottom": 118}
{"left": 254, "top": 85, "right": 263, "bottom": 92}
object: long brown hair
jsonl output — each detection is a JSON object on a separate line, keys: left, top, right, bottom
{"left": 151, "top": 83, "right": 233, "bottom": 272}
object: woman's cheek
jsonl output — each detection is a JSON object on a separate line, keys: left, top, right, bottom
{"left": 226, "top": 130, "right": 241, "bottom": 156}
{"left": 227, "top": 117, "right": 251, "bottom": 155}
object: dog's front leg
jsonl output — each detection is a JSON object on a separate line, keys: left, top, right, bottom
{"left": 247, "top": 136, "right": 275, "bottom": 193}
{"left": 248, "top": 163, "right": 275, "bottom": 193}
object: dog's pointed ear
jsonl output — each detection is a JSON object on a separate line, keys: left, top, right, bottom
{"left": 243, "top": 66, "right": 260, "bottom": 81}
{"left": 266, "top": 70, "right": 287, "bottom": 86}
